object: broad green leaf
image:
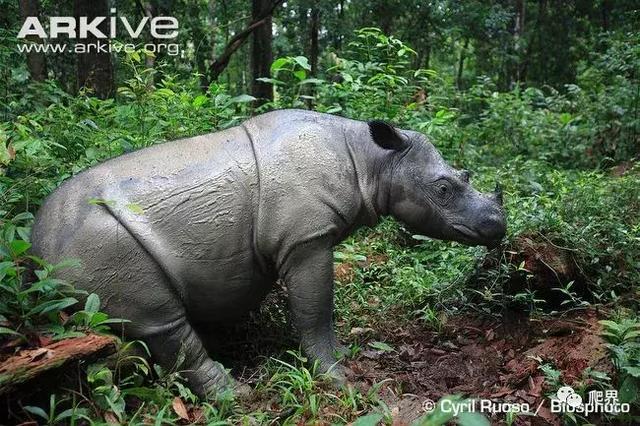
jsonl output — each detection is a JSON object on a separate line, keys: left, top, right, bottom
{"left": 9, "top": 240, "right": 31, "bottom": 257}
{"left": 293, "top": 56, "right": 311, "bottom": 70}
{"left": 369, "top": 341, "right": 394, "bottom": 352}
{"left": 0, "top": 327, "right": 23, "bottom": 336}
{"left": 270, "top": 57, "right": 289, "bottom": 72}
{"left": 16, "top": 226, "right": 31, "bottom": 242}
{"left": 458, "top": 411, "right": 491, "bottom": 426}
{"left": 28, "top": 297, "right": 78, "bottom": 316}
{"left": 598, "top": 320, "right": 620, "bottom": 328}
{"left": 85, "top": 293, "right": 100, "bottom": 313}
{"left": 4, "top": 224, "right": 15, "bottom": 242}
{"left": 24, "top": 406, "right": 49, "bottom": 420}
{"left": 55, "top": 407, "right": 88, "bottom": 421}
{"left": 155, "top": 88, "right": 175, "bottom": 98}
{"left": 11, "top": 212, "right": 34, "bottom": 223}
{"left": 0, "top": 261, "right": 15, "bottom": 280}
{"left": 230, "top": 94, "right": 257, "bottom": 103}
{"left": 130, "top": 51, "right": 141, "bottom": 63}
{"left": 619, "top": 376, "right": 638, "bottom": 403}
{"left": 192, "top": 95, "right": 208, "bottom": 107}
{"left": 559, "top": 112, "right": 573, "bottom": 125}
{"left": 352, "top": 413, "right": 383, "bottom": 426}
{"left": 622, "top": 366, "right": 640, "bottom": 378}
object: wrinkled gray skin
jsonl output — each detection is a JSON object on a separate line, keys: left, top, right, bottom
{"left": 31, "top": 109, "right": 506, "bottom": 397}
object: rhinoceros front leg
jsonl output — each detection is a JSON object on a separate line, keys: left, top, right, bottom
{"left": 281, "top": 238, "right": 345, "bottom": 381}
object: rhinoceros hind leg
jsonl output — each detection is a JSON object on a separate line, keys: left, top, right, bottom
{"left": 54, "top": 210, "right": 235, "bottom": 399}
{"left": 141, "top": 317, "right": 235, "bottom": 398}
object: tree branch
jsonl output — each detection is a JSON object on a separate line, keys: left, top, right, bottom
{"left": 208, "top": 0, "right": 283, "bottom": 83}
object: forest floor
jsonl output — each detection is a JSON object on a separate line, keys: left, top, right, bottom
{"left": 208, "top": 307, "right": 612, "bottom": 425}
{"left": 342, "top": 309, "right": 610, "bottom": 425}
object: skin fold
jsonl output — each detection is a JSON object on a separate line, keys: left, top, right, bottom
{"left": 30, "top": 109, "right": 506, "bottom": 397}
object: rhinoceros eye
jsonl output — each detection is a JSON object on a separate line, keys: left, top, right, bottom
{"left": 431, "top": 179, "right": 452, "bottom": 203}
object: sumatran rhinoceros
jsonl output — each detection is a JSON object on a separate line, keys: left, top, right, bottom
{"left": 31, "top": 109, "right": 506, "bottom": 397}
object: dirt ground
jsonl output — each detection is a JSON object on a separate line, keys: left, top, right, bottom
{"left": 231, "top": 306, "right": 614, "bottom": 425}
{"left": 338, "top": 309, "right": 612, "bottom": 425}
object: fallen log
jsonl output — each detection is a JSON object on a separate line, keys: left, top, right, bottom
{"left": 0, "top": 334, "right": 117, "bottom": 394}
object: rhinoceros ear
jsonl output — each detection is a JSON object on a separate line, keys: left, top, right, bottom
{"left": 368, "top": 120, "right": 407, "bottom": 151}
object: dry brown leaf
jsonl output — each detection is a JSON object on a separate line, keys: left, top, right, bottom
{"left": 191, "top": 407, "right": 204, "bottom": 423}
{"left": 490, "top": 387, "right": 514, "bottom": 398}
{"left": 103, "top": 411, "right": 119, "bottom": 424}
{"left": 172, "top": 397, "right": 189, "bottom": 420}
{"left": 37, "top": 334, "right": 53, "bottom": 347}
{"left": 485, "top": 328, "right": 495, "bottom": 341}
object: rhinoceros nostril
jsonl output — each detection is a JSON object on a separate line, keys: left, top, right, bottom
{"left": 478, "top": 214, "right": 506, "bottom": 240}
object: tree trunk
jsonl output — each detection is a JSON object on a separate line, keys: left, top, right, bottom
{"left": 188, "top": 0, "right": 211, "bottom": 91}
{"left": 251, "top": 0, "right": 274, "bottom": 105}
{"left": 19, "top": 0, "right": 47, "bottom": 81}
{"left": 456, "top": 38, "right": 469, "bottom": 90}
{"left": 74, "top": 0, "right": 114, "bottom": 99}
{"left": 601, "top": 0, "right": 612, "bottom": 31}
{"left": 0, "top": 334, "right": 116, "bottom": 395}
{"left": 334, "top": 0, "right": 344, "bottom": 50}
{"left": 374, "top": 1, "right": 393, "bottom": 35}
{"left": 304, "top": 6, "right": 320, "bottom": 108}
{"left": 415, "top": 45, "right": 430, "bottom": 70}
{"left": 309, "top": 7, "right": 320, "bottom": 76}
{"left": 514, "top": 0, "right": 526, "bottom": 83}
{"left": 143, "top": 1, "right": 158, "bottom": 71}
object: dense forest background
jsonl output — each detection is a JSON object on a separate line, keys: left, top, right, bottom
{"left": 1, "top": 1, "right": 640, "bottom": 424}
{"left": 2, "top": 1, "right": 639, "bottom": 105}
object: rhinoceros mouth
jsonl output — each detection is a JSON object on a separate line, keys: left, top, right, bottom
{"left": 453, "top": 223, "right": 503, "bottom": 249}
{"left": 452, "top": 223, "right": 480, "bottom": 240}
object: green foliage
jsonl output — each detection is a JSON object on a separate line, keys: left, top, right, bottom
{"left": 0, "top": 213, "right": 82, "bottom": 338}
{"left": 261, "top": 55, "right": 324, "bottom": 108}
{"left": 235, "top": 350, "right": 394, "bottom": 424}
{"left": 24, "top": 394, "right": 88, "bottom": 426}
{"left": 318, "top": 28, "right": 421, "bottom": 121}
{"left": 0, "top": 213, "right": 127, "bottom": 356}
{"left": 469, "top": 162, "right": 640, "bottom": 311}
{"left": 600, "top": 317, "right": 640, "bottom": 405}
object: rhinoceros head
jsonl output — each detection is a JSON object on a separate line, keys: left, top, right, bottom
{"left": 369, "top": 120, "right": 506, "bottom": 248}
